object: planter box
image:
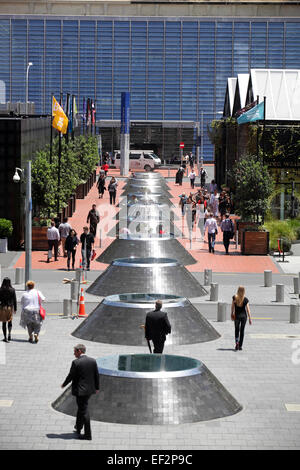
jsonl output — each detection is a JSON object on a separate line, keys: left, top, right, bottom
{"left": 237, "top": 221, "right": 260, "bottom": 244}
{"left": 241, "top": 231, "right": 269, "bottom": 255}
{"left": 0, "top": 238, "right": 8, "bottom": 253}
{"left": 32, "top": 226, "right": 48, "bottom": 251}
{"left": 76, "top": 183, "right": 85, "bottom": 199}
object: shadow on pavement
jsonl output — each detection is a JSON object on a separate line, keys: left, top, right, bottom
{"left": 47, "top": 433, "right": 79, "bottom": 441}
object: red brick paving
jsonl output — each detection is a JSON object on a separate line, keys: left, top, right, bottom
{"left": 14, "top": 167, "right": 279, "bottom": 273}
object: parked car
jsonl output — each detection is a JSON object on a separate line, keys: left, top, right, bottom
{"left": 114, "top": 150, "right": 161, "bottom": 171}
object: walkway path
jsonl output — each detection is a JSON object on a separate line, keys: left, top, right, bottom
{"left": 14, "top": 167, "right": 279, "bottom": 273}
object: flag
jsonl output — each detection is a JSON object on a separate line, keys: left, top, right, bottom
{"left": 91, "top": 99, "right": 96, "bottom": 125}
{"left": 235, "top": 100, "right": 257, "bottom": 118}
{"left": 237, "top": 101, "right": 265, "bottom": 125}
{"left": 52, "top": 95, "right": 68, "bottom": 134}
{"left": 86, "top": 98, "right": 91, "bottom": 126}
{"left": 73, "top": 96, "right": 79, "bottom": 128}
{"left": 82, "top": 97, "right": 86, "bottom": 125}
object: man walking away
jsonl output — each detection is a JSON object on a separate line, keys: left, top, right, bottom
{"left": 200, "top": 167, "right": 207, "bottom": 188}
{"left": 221, "top": 213, "right": 234, "bottom": 254}
{"left": 61, "top": 344, "right": 99, "bottom": 440}
{"left": 47, "top": 221, "right": 60, "bottom": 262}
{"left": 80, "top": 226, "right": 94, "bottom": 271}
{"left": 59, "top": 217, "right": 72, "bottom": 257}
{"left": 145, "top": 300, "right": 171, "bottom": 354}
{"left": 204, "top": 212, "right": 218, "bottom": 254}
{"left": 86, "top": 204, "right": 100, "bottom": 237}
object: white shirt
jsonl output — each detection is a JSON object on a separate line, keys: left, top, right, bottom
{"left": 47, "top": 226, "right": 60, "bottom": 241}
{"left": 21, "top": 289, "right": 45, "bottom": 310}
{"left": 204, "top": 217, "right": 218, "bottom": 234}
{"left": 189, "top": 172, "right": 196, "bottom": 180}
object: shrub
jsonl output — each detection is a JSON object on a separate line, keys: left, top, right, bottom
{"left": 263, "top": 219, "right": 297, "bottom": 251}
{"left": 0, "top": 219, "right": 13, "bottom": 238}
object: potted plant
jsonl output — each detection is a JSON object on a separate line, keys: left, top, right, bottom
{"left": 32, "top": 218, "right": 49, "bottom": 251}
{"left": 230, "top": 155, "right": 274, "bottom": 252}
{"left": 241, "top": 225, "right": 270, "bottom": 255}
{"left": 0, "top": 218, "right": 13, "bottom": 253}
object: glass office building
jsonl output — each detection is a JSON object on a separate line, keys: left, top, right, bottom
{"left": 1, "top": 16, "right": 300, "bottom": 159}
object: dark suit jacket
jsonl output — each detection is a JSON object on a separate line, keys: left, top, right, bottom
{"left": 145, "top": 309, "right": 171, "bottom": 343}
{"left": 62, "top": 355, "right": 99, "bottom": 397}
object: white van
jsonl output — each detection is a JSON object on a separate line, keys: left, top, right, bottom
{"left": 114, "top": 150, "right": 161, "bottom": 172}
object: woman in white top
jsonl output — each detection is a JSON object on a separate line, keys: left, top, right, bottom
{"left": 20, "top": 280, "right": 45, "bottom": 343}
{"left": 196, "top": 200, "right": 205, "bottom": 241}
{"left": 189, "top": 170, "right": 196, "bottom": 189}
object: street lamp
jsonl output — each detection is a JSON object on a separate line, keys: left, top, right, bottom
{"left": 25, "top": 62, "right": 33, "bottom": 114}
{"left": 13, "top": 161, "right": 32, "bottom": 289}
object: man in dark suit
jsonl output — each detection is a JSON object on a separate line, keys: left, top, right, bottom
{"left": 61, "top": 344, "right": 99, "bottom": 440}
{"left": 145, "top": 300, "right": 171, "bottom": 353}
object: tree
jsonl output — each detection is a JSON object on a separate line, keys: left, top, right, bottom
{"left": 231, "top": 155, "right": 274, "bottom": 222}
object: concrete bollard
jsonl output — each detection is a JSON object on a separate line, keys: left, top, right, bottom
{"left": 71, "top": 280, "right": 79, "bottom": 301}
{"left": 293, "top": 277, "right": 300, "bottom": 295}
{"left": 75, "top": 269, "right": 81, "bottom": 283}
{"left": 217, "top": 302, "right": 227, "bottom": 322}
{"left": 204, "top": 269, "right": 212, "bottom": 286}
{"left": 63, "top": 299, "right": 72, "bottom": 317}
{"left": 15, "top": 267, "right": 24, "bottom": 285}
{"left": 0, "top": 264, "right": 1, "bottom": 284}
{"left": 264, "top": 270, "right": 272, "bottom": 287}
{"left": 210, "top": 283, "right": 219, "bottom": 301}
{"left": 290, "top": 304, "right": 300, "bottom": 323}
{"left": 276, "top": 284, "right": 284, "bottom": 303}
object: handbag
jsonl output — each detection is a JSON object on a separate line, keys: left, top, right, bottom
{"left": 91, "top": 249, "right": 96, "bottom": 261}
{"left": 37, "top": 293, "right": 46, "bottom": 320}
{"left": 0, "top": 305, "right": 13, "bottom": 322}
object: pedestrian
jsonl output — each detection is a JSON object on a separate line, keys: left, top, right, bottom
{"left": 61, "top": 344, "right": 99, "bottom": 440}
{"left": 196, "top": 198, "right": 205, "bottom": 241}
{"left": 210, "top": 189, "right": 219, "bottom": 219}
{"left": 220, "top": 213, "right": 234, "bottom": 254}
{"left": 178, "top": 193, "right": 188, "bottom": 216}
{"left": 101, "top": 162, "right": 109, "bottom": 176}
{"left": 189, "top": 152, "right": 194, "bottom": 169}
{"left": 108, "top": 176, "right": 118, "bottom": 205}
{"left": 80, "top": 226, "right": 95, "bottom": 271}
{"left": 20, "top": 280, "right": 45, "bottom": 344}
{"left": 189, "top": 169, "right": 196, "bottom": 189}
{"left": 97, "top": 173, "right": 106, "bottom": 199}
{"left": 175, "top": 167, "right": 184, "bottom": 186}
{"left": 65, "top": 229, "right": 79, "bottom": 271}
{"left": 47, "top": 220, "right": 60, "bottom": 263}
{"left": 86, "top": 204, "right": 100, "bottom": 237}
{"left": 200, "top": 167, "right": 207, "bottom": 188}
{"left": 58, "top": 217, "right": 72, "bottom": 257}
{"left": 209, "top": 179, "right": 218, "bottom": 194}
{"left": 231, "top": 286, "right": 252, "bottom": 351}
{"left": 0, "top": 278, "right": 17, "bottom": 343}
{"left": 204, "top": 212, "right": 218, "bottom": 253}
{"left": 144, "top": 300, "right": 171, "bottom": 353}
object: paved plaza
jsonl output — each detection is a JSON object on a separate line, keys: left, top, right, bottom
{"left": 1, "top": 167, "right": 300, "bottom": 450}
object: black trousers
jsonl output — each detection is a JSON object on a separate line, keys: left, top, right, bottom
{"left": 76, "top": 395, "right": 92, "bottom": 438}
{"left": 67, "top": 249, "right": 76, "bottom": 269}
{"left": 208, "top": 232, "right": 216, "bottom": 252}
{"left": 48, "top": 239, "right": 59, "bottom": 260}
{"left": 152, "top": 339, "right": 165, "bottom": 354}
{"left": 234, "top": 315, "right": 247, "bottom": 347}
{"left": 109, "top": 191, "right": 116, "bottom": 205}
{"left": 223, "top": 231, "right": 231, "bottom": 253}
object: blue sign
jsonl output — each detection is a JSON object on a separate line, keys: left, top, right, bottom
{"left": 121, "top": 92, "right": 130, "bottom": 134}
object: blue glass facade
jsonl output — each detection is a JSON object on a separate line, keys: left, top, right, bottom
{"left": 1, "top": 16, "right": 300, "bottom": 160}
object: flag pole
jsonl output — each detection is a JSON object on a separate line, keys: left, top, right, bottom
{"left": 256, "top": 95, "right": 259, "bottom": 161}
{"left": 72, "top": 94, "right": 75, "bottom": 141}
{"left": 262, "top": 96, "right": 266, "bottom": 165}
{"left": 57, "top": 92, "right": 63, "bottom": 217}
{"left": 50, "top": 93, "right": 53, "bottom": 164}
{"left": 65, "top": 93, "right": 70, "bottom": 144}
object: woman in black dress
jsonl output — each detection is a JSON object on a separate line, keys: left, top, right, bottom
{"left": 231, "top": 286, "right": 252, "bottom": 350}
{"left": 97, "top": 173, "right": 106, "bottom": 199}
{"left": 65, "top": 229, "right": 79, "bottom": 271}
{"left": 0, "top": 277, "right": 17, "bottom": 342}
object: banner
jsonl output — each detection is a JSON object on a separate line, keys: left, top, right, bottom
{"left": 52, "top": 96, "right": 68, "bottom": 134}
{"left": 237, "top": 101, "right": 264, "bottom": 124}
{"left": 121, "top": 92, "right": 130, "bottom": 134}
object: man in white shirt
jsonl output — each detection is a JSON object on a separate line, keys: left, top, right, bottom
{"left": 59, "top": 217, "right": 72, "bottom": 257}
{"left": 204, "top": 212, "right": 218, "bottom": 253}
{"left": 47, "top": 221, "right": 60, "bottom": 262}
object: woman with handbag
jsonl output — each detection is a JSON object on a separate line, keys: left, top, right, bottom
{"left": 20, "top": 280, "right": 45, "bottom": 344}
{"left": 231, "top": 286, "right": 252, "bottom": 351}
{"left": 65, "top": 229, "right": 79, "bottom": 271}
{"left": 0, "top": 277, "right": 17, "bottom": 343}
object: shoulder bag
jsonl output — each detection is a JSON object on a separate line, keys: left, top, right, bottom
{"left": 38, "top": 292, "right": 46, "bottom": 320}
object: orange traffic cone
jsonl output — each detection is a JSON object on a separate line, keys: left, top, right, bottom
{"left": 78, "top": 288, "right": 87, "bottom": 317}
